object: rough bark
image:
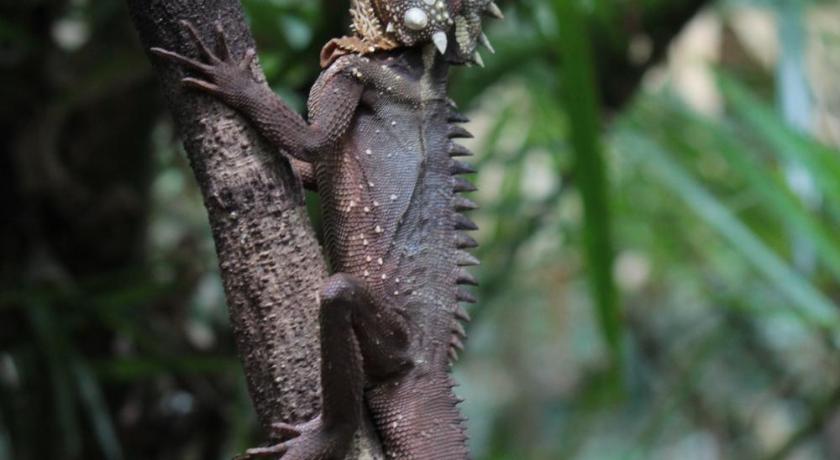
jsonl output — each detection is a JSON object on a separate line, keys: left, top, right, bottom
{"left": 125, "top": 0, "right": 382, "bottom": 457}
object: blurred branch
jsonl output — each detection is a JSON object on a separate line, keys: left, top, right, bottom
{"left": 455, "top": 1, "right": 711, "bottom": 113}
{"left": 594, "top": 0, "right": 712, "bottom": 111}
{"left": 124, "top": 1, "right": 382, "bottom": 457}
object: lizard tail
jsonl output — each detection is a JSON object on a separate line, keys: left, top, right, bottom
{"left": 367, "top": 372, "right": 470, "bottom": 460}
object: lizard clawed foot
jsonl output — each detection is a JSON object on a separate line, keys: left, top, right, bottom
{"left": 150, "top": 20, "right": 258, "bottom": 100}
{"left": 235, "top": 417, "right": 352, "bottom": 460}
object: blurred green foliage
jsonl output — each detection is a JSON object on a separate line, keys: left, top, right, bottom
{"left": 2, "top": 0, "right": 840, "bottom": 459}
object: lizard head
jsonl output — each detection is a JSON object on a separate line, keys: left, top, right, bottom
{"left": 352, "top": 0, "right": 503, "bottom": 65}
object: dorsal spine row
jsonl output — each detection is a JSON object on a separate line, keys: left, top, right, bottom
{"left": 447, "top": 103, "right": 478, "bottom": 365}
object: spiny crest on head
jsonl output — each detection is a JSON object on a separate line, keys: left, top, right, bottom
{"left": 350, "top": 0, "right": 399, "bottom": 49}
{"left": 454, "top": 0, "right": 503, "bottom": 65}
{"left": 356, "top": 0, "right": 502, "bottom": 62}
{"left": 350, "top": 0, "right": 382, "bottom": 43}
{"left": 320, "top": 0, "right": 399, "bottom": 66}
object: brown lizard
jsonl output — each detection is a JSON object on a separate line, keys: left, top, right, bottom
{"left": 151, "top": 1, "right": 501, "bottom": 458}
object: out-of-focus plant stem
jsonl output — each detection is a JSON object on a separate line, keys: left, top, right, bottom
{"left": 552, "top": 0, "right": 624, "bottom": 387}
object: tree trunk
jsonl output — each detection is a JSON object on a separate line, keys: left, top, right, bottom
{"left": 125, "top": 0, "right": 382, "bottom": 457}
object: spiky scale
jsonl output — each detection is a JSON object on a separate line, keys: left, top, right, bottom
{"left": 479, "top": 33, "right": 496, "bottom": 54}
{"left": 451, "top": 160, "right": 477, "bottom": 175}
{"left": 449, "top": 348, "right": 459, "bottom": 362}
{"left": 453, "top": 177, "right": 477, "bottom": 193}
{"left": 456, "top": 288, "right": 477, "bottom": 304}
{"left": 486, "top": 2, "right": 505, "bottom": 19}
{"left": 472, "top": 51, "right": 485, "bottom": 68}
{"left": 451, "top": 337, "right": 465, "bottom": 351}
{"left": 432, "top": 31, "right": 449, "bottom": 54}
{"left": 448, "top": 111, "right": 470, "bottom": 123}
{"left": 448, "top": 125, "right": 473, "bottom": 139}
{"left": 456, "top": 268, "right": 478, "bottom": 286}
{"left": 455, "top": 305, "right": 472, "bottom": 322}
{"left": 452, "top": 321, "right": 467, "bottom": 338}
{"left": 456, "top": 250, "right": 480, "bottom": 266}
{"left": 449, "top": 143, "right": 473, "bottom": 157}
{"left": 455, "top": 233, "right": 478, "bottom": 249}
{"left": 454, "top": 214, "right": 478, "bottom": 231}
{"left": 453, "top": 197, "right": 479, "bottom": 212}
{"left": 455, "top": 303, "right": 472, "bottom": 323}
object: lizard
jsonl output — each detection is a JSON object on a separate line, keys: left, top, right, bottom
{"left": 151, "top": 0, "right": 502, "bottom": 458}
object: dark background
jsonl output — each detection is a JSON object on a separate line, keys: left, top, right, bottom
{"left": 2, "top": 0, "right": 840, "bottom": 459}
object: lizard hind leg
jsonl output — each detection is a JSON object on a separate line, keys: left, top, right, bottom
{"left": 238, "top": 273, "right": 411, "bottom": 460}
{"left": 319, "top": 274, "right": 412, "bottom": 393}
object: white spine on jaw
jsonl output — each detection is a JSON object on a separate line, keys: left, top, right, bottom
{"left": 404, "top": 7, "right": 429, "bottom": 31}
{"left": 432, "top": 31, "right": 448, "bottom": 54}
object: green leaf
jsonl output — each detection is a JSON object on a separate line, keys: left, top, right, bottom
{"left": 651, "top": 99, "right": 840, "bottom": 281}
{"left": 27, "top": 304, "right": 82, "bottom": 457}
{"left": 72, "top": 359, "right": 123, "bottom": 460}
{"left": 614, "top": 129, "right": 840, "bottom": 331}
{"left": 717, "top": 72, "right": 840, "bottom": 220}
{"left": 553, "top": 0, "right": 623, "bottom": 377}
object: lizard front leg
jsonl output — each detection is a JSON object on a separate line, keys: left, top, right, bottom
{"left": 240, "top": 274, "right": 411, "bottom": 460}
{"left": 151, "top": 21, "right": 363, "bottom": 166}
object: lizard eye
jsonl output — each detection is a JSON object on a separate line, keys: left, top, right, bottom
{"left": 404, "top": 7, "right": 429, "bottom": 30}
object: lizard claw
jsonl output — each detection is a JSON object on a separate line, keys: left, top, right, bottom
{"left": 150, "top": 20, "right": 258, "bottom": 100}
{"left": 150, "top": 47, "right": 210, "bottom": 73}
{"left": 181, "top": 77, "right": 221, "bottom": 94}
{"left": 179, "top": 20, "right": 219, "bottom": 63}
{"left": 234, "top": 416, "right": 351, "bottom": 460}
{"left": 234, "top": 444, "right": 288, "bottom": 459}
{"left": 267, "top": 421, "right": 302, "bottom": 442}
{"left": 214, "top": 21, "right": 232, "bottom": 62}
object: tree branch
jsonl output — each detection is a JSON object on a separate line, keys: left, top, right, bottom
{"left": 594, "top": 0, "right": 712, "bottom": 110}
{"left": 124, "top": 1, "right": 382, "bottom": 457}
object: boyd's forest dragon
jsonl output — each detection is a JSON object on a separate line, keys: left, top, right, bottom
{"left": 152, "top": 0, "right": 502, "bottom": 458}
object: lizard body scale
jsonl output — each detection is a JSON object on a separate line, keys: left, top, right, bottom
{"left": 151, "top": 1, "right": 500, "bottom": 458}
